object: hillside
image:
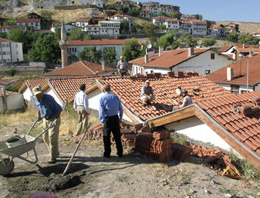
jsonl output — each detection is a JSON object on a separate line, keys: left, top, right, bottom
{"left": 219, "top": 21, "right": 260, "bottom": 34}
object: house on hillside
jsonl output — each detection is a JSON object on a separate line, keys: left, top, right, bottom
{"left": 0, "top": 38, "right": 24, "bottom": 64}
{"left": 68, "top": 39, "right": 128, "bottom": 61}
{"left": 181, "top": 15, "right": 196, "bottom": 21}
{"left": 27, "top": 13, "right": 41, "bottom": 19}
{"left": 43, "top": 60, "right": 115, "bottom": 78}
{"left": 0, "top": 25, "right": 28, "bottom": 35}
{"left": 72, "top": 18, "right": 91, "bottom": 28}
{"left": 130, "top": 47, "right": 234, "bottom": 76}
{"left": 206, "top": 52, "right": 260, "bottom": 94}
{"left": 16, "top": 18, "right": 41, "bottom": 30}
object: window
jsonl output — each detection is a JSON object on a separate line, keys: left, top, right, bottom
{"left": 231, "top": 85, "right": 239, "bottom": 94}
{"left": 211, "top": 53, "right": 215, "bottom": 60}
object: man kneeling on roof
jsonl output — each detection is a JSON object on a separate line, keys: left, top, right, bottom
{"left": 176, "top": 90, "right": 193, "bottom": 109}
{"left": 141, "top": 80, "right": 154, "bottom": 106}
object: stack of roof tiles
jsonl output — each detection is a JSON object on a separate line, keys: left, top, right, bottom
{"left": 135, "top": 131, "right": 174, "bottom": 162}
{"left": 190, "top": 145, "right": 241, "bottom": 179}
{"left": 171, "top": 143, "right": 193, "bottom": 161}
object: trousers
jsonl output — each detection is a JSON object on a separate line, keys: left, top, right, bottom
{"left": 102, "top": 115, "right": 123, "bottom": 157}
{"left": 76, "top": 105, "right": 88, "bottom": 136}
{"left": 141, "top": 95, "right": 154, "bottom": 104}
{"left": 42, "top": 117, "right": 60, "bottom": 159}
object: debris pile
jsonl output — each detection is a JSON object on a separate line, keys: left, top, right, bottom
{"left": 172, "top": 143, "right": 193, "bottom": 161}
{"left": 190, "top": 145, "right": 241, "bottom": 179}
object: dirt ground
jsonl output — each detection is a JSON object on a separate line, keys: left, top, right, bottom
{"left": 0, "top": 121, "right": 259, "bottom": 198}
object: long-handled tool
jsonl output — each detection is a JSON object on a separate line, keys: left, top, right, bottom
{"left": 62, "top": 123, "right": 91, "bottom": 176}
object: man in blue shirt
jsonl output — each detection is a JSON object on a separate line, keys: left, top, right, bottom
{"left": 32, "top": 86, "right": 62, "bottom": 163}
{"left": 99, "top": 84, "right": 123, "bottom": 158}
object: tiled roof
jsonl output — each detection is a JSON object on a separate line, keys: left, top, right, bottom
{"left": 102, "top": 75, "right": 231, "bottom": 121}
{"left": 17, "top": 18, "right": 40, "bottom": 23}
{"left": 130, "top": 48, "right": 210, "bottom": 68}
{"left": 197, "top": 91, "right": 260, "bottom": 160}
{"left": 49, "top": 76, "right": 96, "bottom": 103}
{"left": 43, "top": 61, "right": 115, "bottom": 77}
{"left": 75, "top": 18, "right": 90, "bottom": 22}
{"left": 235, "top": 48, "right": 253, "bottom": 53}
{"left": 19, "top": 78, "right": 48, "bottom": 93}
{"left": 111, "top": 14, "right": 132, "bottom": 18}
{"left": 190, "top": 20, "right": 206, "bottom": 23}
{"left": 0, "top": 80, "right": 11, "bottom": 86}
{"left": 206, "top": 53, "right": 260, "bottom": 86}
{"left": 218, "top": 45, "right": 233, "bottom": 52}
{"left": 92, "top": 15, "right": 105, "bottom": 18}
{"left": 86, "top": 24, "right": 99, "bottom": 27}
{"left": 68, "top": 39, "right": 128, "bottom": 46}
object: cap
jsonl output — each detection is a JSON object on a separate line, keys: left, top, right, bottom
{"left": 181, "top": 90, "right": 188, "bottom": 94}
{"left": 145, "top": 80, "right": 150, "bottom": 83}
{"left": 32, "top": 86, "right": 42, "bottom": 96}
{"left": 120, "top": 56, "right": 123, "bottom": 59}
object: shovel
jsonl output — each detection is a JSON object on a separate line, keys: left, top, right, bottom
{"left": 62, "top": 123, "right": 91, "bottom": 176}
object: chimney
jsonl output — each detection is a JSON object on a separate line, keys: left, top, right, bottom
{"left": 159, "top": 46, "right": 164, "bottom": 56}
{"left": 101, "top": 61, "right": 105, "bottom": 71}
{"left": 227, "top": 67, "right": 233, "bottom": 81}
{"left": 188, "top": 47, "right": 194, "bottom": 57}
{"left": 145, "top": 54, "right": 148, "bottom": 63}
{"left": 243, "top": 44, "right": 245, "bottom": 48}
{"left": 249, "top": 51, "right": 252, "bottom": 57}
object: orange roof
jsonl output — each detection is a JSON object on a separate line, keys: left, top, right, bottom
{"left": 206, "top": 53, "right": 260, "bottom": 86}
{"left": 43, "top": 61, "right": 115, "bottom": 77}
{"left": 86, "top": 24, "right": 99, "bottom": 27}
{"left": 197, "top": 91, "right": 260, "bottom": 161}
{"left": 111, "top": 14, "right": 132, "bottom": 18}
{"left": 130, "top": 48, "right": 210, "bottom": 68}
{"left": 75, "top": 18, "right": 90, "bottom": 22}
{"left": 92, "top": 15, "right": 105, "bottom": 18}
{"left": 17, "top": 18, "right": 40, "bottom": 23}
{"left": 218, "top": 45, "right": 233, "bottom": 52}
{"left": 190, "top": 19, "right": 206, "bottom": 23}
{"left": 182, "top": 15, "right": 196, "bottom": 18}
{"left": 68, "top": 39, "right": 128, "bottom": 46}
{"left": 0, "top": 80, "right": 11, "bottom": 86}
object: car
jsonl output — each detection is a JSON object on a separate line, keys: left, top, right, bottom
{"left": 55, "top": 65, "right": 62, "bottom": 69}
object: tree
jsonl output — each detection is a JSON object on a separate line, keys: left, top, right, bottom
{"left": 28, "top": 33, "right": 60, "bottom": 63}
{"left": 3, "top": 19, "right": 16, "bottom": 26}
{"left": 120, "top": 19, "right": 129, "bottom": 34}
{"left": 121, "top": 5, "right": 129, "bottom": 13}
{"left": 238, "top": 34, "right": 259, "bottom": 45}
{"left": 127, "top": 8, "right": 140, "bottom": 16}
{"left": 159, "top": 24, "right": 166, "bottom": 32}
{"left": 68, "top": 28, "right": 91, "bottom": 40}
{"left": 157, "top": 33, "right": 174, "bottom": 49}
{"left": 122, "top": 38, "right": 141, "bottom": 61}
{"left": 8, "top": 28, "right": 24, "bottom": 43}
{"left": 194, "top": 14, "right": 203, "bottom": 21}
{"left": 78, "top": 47, "right": 91, "bottom": 61}
{"left": 227, "top": 32, "right": 239, "bottom": 42}
{"left": 39, "top": 10, "right": 53, "bottom": 21}
{"left": 90, "top": 47, "right": 102, "bottom": 63}
{"left": 142, "top": 22, "right": 155, "bottom": 37}
{"left": 172, "top": 41, "right": 181, "bottom": 49}
{"left": 158, "top": 12, "right": 167, "bottom": 16}
{"left": 131, "top": 22, "right": 141, "bottom": 34}
{"left": 202, "top": 37, "right": 216, "bottom": 47}
{"left": 104, "top": 48, "right": 117, "bottom": 63}
{"left": 0, "top": 32, "right": 7, "bottom": 38}
{"left": 168, "top": 12, "right": 181, "bottom": 19}
{"left": 180, "top": 33, "right": 198, "bottom": 47}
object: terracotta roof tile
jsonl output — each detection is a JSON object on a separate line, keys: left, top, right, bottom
{"left": 26, "top": 78, "right": 48, "bottom": 90}
{"left": 130, "top": 48, "right": 210, "bottom": 68}
{"left": 218, "top": 45, "right": 233, "bottom": 52}
{"left": 17, "top": 18, "right": 40, "bottom": 23}
{"left": 197, "top": 91, "right": 260, "bottom": 160}
{"left": 207, "top": 53, "right": 260, "bottom": 86}
{"left": 43, "top": 61, "right": 115, "bottom": 77}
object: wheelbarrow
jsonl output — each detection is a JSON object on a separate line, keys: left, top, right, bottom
{"left": 0, "top": 119, "right": 55, "bottom": 176}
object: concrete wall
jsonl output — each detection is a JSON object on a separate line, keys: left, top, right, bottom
{"left": 165, "top": 116, "right": 233, "bottom": 151}
{"left": 217, "top": 83, "right": 254, "bottom": 94}
{"left": 0, "top": 93, "right": 25, "bottom": 112}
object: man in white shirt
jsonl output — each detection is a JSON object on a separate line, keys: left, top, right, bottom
{"left": 117, "top": 56, "right": 129, "bottom": 76}
{"left": 73, "top": 84, "right": 90, "bottom": 136}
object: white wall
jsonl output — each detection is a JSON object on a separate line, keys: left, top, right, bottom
{"left": 88, "top": 88, "right": 133, "bottom": 123}
{"left": 173, "top": 50, "right": 234, "bottom": 76}
{"left": 217, "top": 83, "right": 254, "bottom": 94}
{"left": 165, "top": 116, "right": 232, "bottom": 151}
{"left": 46, "top": 88, "right": 64, "bottom": 107}
{"left": 23, "top": 87, "right": 33, "bottom": 101}
{"left": 0, "top": 93, "right": 25, "bottom": 112}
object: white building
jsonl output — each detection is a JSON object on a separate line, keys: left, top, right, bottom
{"left": 0, "top": 25, "right": 28, "bottom": 35}
{"left": 164, "top": 18, "right": 180, "bottom": 31}
{"left": 181, "top": 15, "right": 196, "bottom": 21}
{"left": 85, "top": 24, "right": 100, "bottom": 35}
{"left": 99, "top": 21, "right": 120, "bottom": 36}
{"left": 190, "top": 20, "right": 207, "bottom": 36}
{"left": 130, "top": 47, "right": 234, "bottom": 76}
{"left": 72, "top": 19, "right": 91, "bottom": 29}
{"left": 50, "top": 24, "right": 77, "bottom": 33}
{"left": 68, "top": 39, "right": 128, "bottom": 60}
{"left": 16, "top": 18, "right": 41, "bottom": 30}
{"left": 0, "top": 38, "right": 24, "bottom": 64}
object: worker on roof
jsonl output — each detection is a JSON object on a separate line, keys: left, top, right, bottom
{"left": 117, "top": 56, "right": 129, "bottom": 77}
{"left": 141, "top": 80, "right": 154, "bottom": 106}
{"left": 177, "top": 90, "right": 193, "bottom": 109}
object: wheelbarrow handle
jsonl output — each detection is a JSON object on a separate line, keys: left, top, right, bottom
{"left": 26, "top": 119, "right": 42, "bottom": 135}
{"left": 34, "top": 120, "right": 56, "bottom": 140}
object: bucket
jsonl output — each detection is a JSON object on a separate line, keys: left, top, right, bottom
{"left": 6, "top": 135, "right": 27, "bottom": 148}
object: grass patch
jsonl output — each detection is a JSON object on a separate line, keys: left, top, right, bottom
{"left": 229, "top": 151, "right": 260, "bottom": 181}
{"left": 116, "top": 174, "right": 129, "bottom": 183}
{"left": 219, "top": 186, "right": 235, "bottom": 196}
{"left": 170, "top": 132, "right": 189, "bottom": 145}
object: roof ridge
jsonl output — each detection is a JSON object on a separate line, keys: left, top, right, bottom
{"left": 81, "top": 61, "right": 96, "bottom": 74}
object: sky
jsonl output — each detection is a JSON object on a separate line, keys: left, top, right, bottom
{"left": 140, "top": 0, "right": 260, "bottom": 23}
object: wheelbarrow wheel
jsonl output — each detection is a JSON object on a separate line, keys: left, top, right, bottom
{"left": 0, "top": 158, "right": 14, "bottom": 176}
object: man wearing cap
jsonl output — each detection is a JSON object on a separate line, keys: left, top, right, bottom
{"left": 117, "top": 56, "right": 128, "bottom": 76}
{"left": 176, "top": 90, "right": 193, "bottom": 109}
{"left": 32, "top": 86, "right": 62, "bottom": 164}
{"left": 141, "top": 80, "right": 154, "bottom": 106}
{"left": 73, "top": 84, "right": 90, "bottom": 136}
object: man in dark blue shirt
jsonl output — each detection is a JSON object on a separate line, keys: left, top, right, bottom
{"left": 99, "top": 84, "right": 123, "bottom": 158}
{"left": 33, "top": 86, "right": 62, "bottom": 163}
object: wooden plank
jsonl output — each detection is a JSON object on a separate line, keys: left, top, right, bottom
{"left": 195, "top": 108, "right": 260, "bottom": 170}
{"left": 147, "top": 106, "right": 196, "bottom": 128}
{"left": 123, "top": 106, "right": 141, "bottom": 124}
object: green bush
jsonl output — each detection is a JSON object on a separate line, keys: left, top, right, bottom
{"left": 7, "top": 69, "right": 17, "bottom": 76}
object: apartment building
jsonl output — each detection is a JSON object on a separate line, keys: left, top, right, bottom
{"left": 16, "top": 18, "right": 41, "bottom": 30}
{"left": 0, "top": 38, "right": 24, "bottom": 64}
